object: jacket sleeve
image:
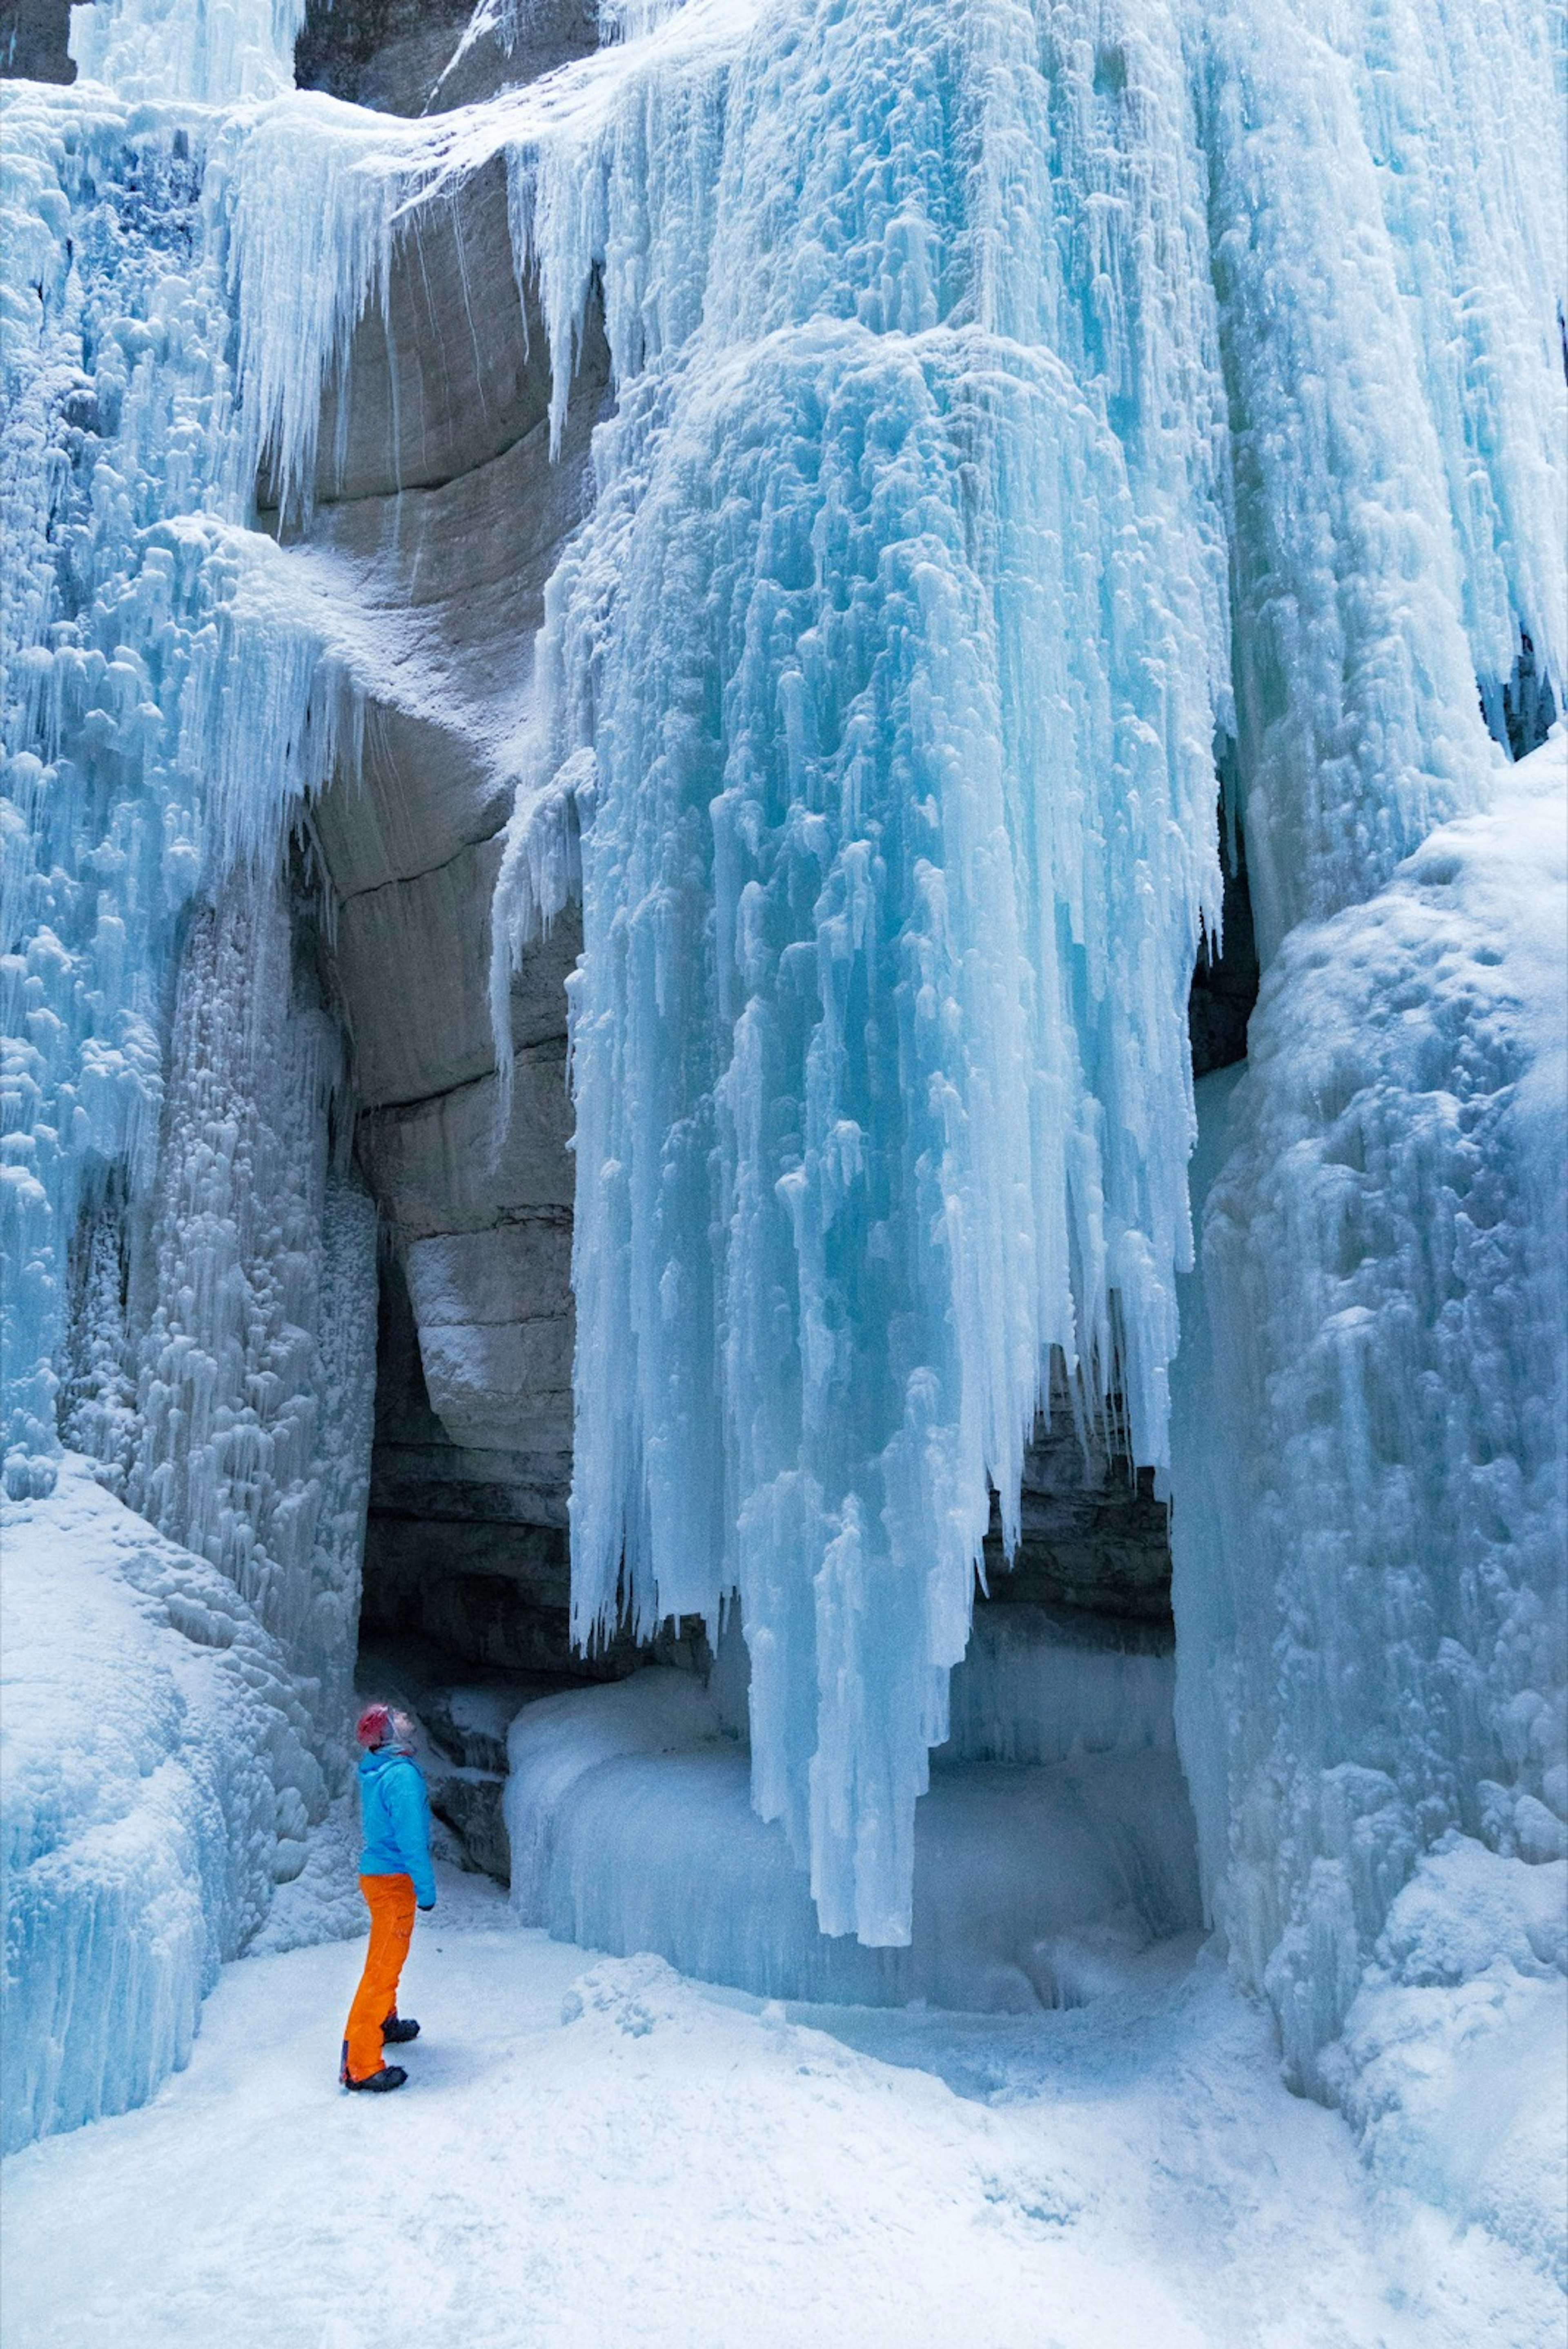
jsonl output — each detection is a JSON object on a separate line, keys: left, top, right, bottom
{"left": 386, "top": 1759, "right": 437, "bottom": 1906}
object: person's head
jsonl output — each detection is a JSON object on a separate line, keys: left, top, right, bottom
{"left": 354, "top": 1703, "right": 417, "bottom": 1754}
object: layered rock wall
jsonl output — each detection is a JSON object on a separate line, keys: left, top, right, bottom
{"left": 272, "top": 136, "right": 611, "bottom": 1671}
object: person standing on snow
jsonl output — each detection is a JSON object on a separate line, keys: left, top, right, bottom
{"left": 340, "top": 1703, "right": 437, "bottom": 2093}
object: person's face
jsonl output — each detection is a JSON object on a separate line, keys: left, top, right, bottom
{"left": 390, "top": 1708, "right": 418, "bottom": 1751}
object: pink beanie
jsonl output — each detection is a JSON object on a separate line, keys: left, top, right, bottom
{"left": 355, "top": 1703, "right": 393, "bottom": 1749}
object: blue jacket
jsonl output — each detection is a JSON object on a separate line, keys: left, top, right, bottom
{"left": 357, "top": 1746, "right": 437, "bottom": 1908}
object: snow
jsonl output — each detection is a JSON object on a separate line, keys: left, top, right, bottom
{"left": 504, "top": 1664, "right": 1200, "bottom": 2009}
{"left": 1170, "top": 732, "right": 1568, "bottom": 2088}
{"left": 3, "top": 1884, "right": 1561, "bottom": 2348}
{"left": 0, "top": 1458, "right": 325, "bottom": 2151}
{"left": 1330, "top": 1839, "right": 1568, "bottom": 2288}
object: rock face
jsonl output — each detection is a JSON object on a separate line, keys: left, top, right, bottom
{"left": 2, "top": 1, "right": 74, "bottom": 82}
{"left": 294, "top": 0, "right": 598, "bottom": 118}
{"left": 271, "top": 129, "right": 611, "bottom": 1676}
{"left": 985, "top": 1428, "right": 1174, "bottom": 1630}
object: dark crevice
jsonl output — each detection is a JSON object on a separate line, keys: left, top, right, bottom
{"left": 1189, "top": 786, "right": 1260, "bottom": 1080}
{"left": 1480, "top": 630, "right": 1558, "bottom": 765}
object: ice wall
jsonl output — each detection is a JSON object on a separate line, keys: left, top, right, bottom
{"left": 1170, "top": 733, "right": 1568, "bottom": 2093}
{"left": 470, "top": 0, "right": 1559, "bottom": 1951}
{"left": 0, "top": 67, "right": 376, "bottom": 1737}
{"left": 1, "top": 1458, "right": 325, "bottom": 2151}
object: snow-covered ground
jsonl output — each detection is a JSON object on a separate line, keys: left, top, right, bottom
{"left": 2, "top": 1851, "right": 1557, "bottom": 2349}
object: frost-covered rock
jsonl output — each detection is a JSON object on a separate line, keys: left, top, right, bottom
{"left": 0, "top": 1458, "right": 323, "bottom": 2150}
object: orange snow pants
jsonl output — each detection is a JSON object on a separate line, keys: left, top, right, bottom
{"left": 342, "top": 1872, "right": 416, "bottom": 2083}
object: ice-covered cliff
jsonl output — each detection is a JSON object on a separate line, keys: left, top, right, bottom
{"left": 0, "top": 54, "right": 376, "bottom": 1730}
{"left": 1, "top": 0, "right": 1564, "bottom": 2207}
{"left": 1, "top": 0, "right": 379, "bottom": 2135}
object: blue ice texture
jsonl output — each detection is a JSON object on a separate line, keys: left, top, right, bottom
{"left": 0, "top": 0, "right": 1564, "bottom": 2218}
{"left": 2, "top": 4, "right": 376, "bottom": 2144}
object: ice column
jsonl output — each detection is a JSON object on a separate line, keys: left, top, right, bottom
{"left": 494, "top": 0, "right": 1229, "bottom": 1944}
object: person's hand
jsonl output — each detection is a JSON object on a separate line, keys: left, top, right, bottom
{"left": 418, "top": 1899, "right": 436, "bottom": 1912}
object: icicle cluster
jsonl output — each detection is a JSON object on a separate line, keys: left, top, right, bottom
{"left": 0, "top": 61, "right": 375, "bottom": 1729}
{"left": 472, "top": 0, "right": 1560, "bottom": 1946}
{"left": 1198, "top": 0, "right": 1564, "bottom": 956}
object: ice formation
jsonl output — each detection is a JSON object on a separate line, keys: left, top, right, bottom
{"left": 1, "top": 0, "right": 379, "bottom": 2145}
{"left": 505, "top": 1660, "right": 1200, "bottom": 2009}
{"left": 0, "top": 1458, "right": 325, "bottom": 2151}
{"left": 1171, "top": 733, "right": 1568, "bottom": 2095}
{"left": 68, "top": 0, "right": 305, "bottom": 107}
{"left": 0, "top": 47, "right": 376, "bottom": 1729}
{"left": 2, "top": 0, "right": 1564, "bottom": 2205}
{"left": 473, "top": 0, "right": 1561, "bottom": 1950}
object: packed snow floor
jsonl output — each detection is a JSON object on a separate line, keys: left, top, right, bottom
{"left": 4, "top": 1859, "right": 1557, "bottom": 2349}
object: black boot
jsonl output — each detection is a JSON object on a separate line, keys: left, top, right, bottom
{"left": 344, "top": 2064, "right": 408, "bottom": 2093}
{"left": 381, "top": 2015, "right": 420, "bottom": 2045}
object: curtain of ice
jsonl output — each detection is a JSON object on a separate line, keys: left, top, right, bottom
{"left": 476, "top": 0, "right": 1564, "bottom": 1955}
{"left": 1194, "top": 0, "right": 1564, "bottom": 959}
{"left": 484, "top": 0, "right": 1230, "bottom": 1944}
{"left": 0, "top": 51, "right": 376, "bottom": 1738}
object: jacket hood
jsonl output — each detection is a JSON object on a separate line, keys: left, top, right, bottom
{"left": 358, "top": 1743, "right": 416, "bottom": 1778}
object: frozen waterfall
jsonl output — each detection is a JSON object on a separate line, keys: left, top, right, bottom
{"left": 1, "top": 0, "right": 1564, "bottom": 2214}
{"left": 0, "top": 42, "right": 376, "bottom": 1728}
{"left": 472, "top": 0, "right": 1560, "bottom": 1950}
{"left": 2, "top": 0, "right": 378, "bottom": 2143}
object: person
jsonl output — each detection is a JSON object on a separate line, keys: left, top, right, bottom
{"left": 340, "top": 1702, "right": 437, "bottom": 2093}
